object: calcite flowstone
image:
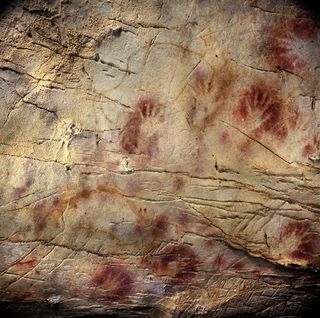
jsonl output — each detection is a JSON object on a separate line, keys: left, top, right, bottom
{"left": 0, "top": 0, "right": 320, "bottom": 317}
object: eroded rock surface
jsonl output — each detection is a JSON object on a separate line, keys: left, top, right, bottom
{"left": 0, "top": 0, "right": 320, "bottom": 317}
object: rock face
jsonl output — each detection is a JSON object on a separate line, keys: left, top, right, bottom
{"left": 0, "top": 0, "right": 320, "bottom": 317}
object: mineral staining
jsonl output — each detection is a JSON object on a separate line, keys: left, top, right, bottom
{"left": 0, "top": 0, "right": 320, "bottom": 317}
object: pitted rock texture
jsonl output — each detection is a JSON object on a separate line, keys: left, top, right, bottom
{"left": 0, "top": 0, "right": 320, "bottom": 317}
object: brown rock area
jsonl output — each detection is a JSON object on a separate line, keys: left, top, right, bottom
{"left": 0, "top": 0, "right": 320, "bottom": 317}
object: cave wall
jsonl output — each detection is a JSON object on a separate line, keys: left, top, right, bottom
{"left": 0, "top": 0, "right": 320, "bottom": 317}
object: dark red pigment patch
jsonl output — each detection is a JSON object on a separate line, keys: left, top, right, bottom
{"left": 91, "top": 265, "right": 134, "bottom": 301}
{"left": 69, "top": 188, "right": 95, "bottom": 209}
{"left": 280, "top": 220, "right": 319, "bottom": 263}
{"left": 213, "top": 254, "right": 227, "bottom": 270}
{"left": 13, "top": 178, "right": 34, "bottom": 199}
{"left": 137, "top": 97, "right": 161, "bottom": 118}
{"left": 69, "top": 186, "right": 119, "bottom": 209}
{"left": 133, "top": 222, "right": 143, "bottom": 236}
{"left": 290, "top": 19, "right": 317, "bottom": 40}
{"left": 151, "top": 215, "right": 169, "bottom": 239}
{"left": 186, "top": 66, "right": 236, "bottom": 131}
{"left": 174, "top": 176, "right": 185, "bottom": 192}
{"left": 31, "top": 196, "right": 63, "bottom": 233}
{"left": 281, "top": 220, "right": 310, "bottom": 239}
{"left": 77, "top": 188, "right": 92, "bottom": 200}
{"left": 268, "top": 18, "right": 318, "bottom": 72}
{"left": 230, "top": 261, "right": 245, "bottom": 271}
{"left": 219, "top": 131, "right": 231, "bottom": 145}
{"left": 143, "top": 245, "right": 199, "bottom": 285}
{"left": 205, "top": 239, "right": 216, "bottom": 249}
{"left": 133, "top": 213, "right": 169, "bottom": 243}
{"left": 14, "top": 257, "right": 38, "bottom": 268}
{"left": 182, "top": 64, "right": 237, "bottom": 175}
{"left": 176, "top": 211, "right": 201, "bottom": 230}
{"left": 234, "top": 82, "right": 300, "bottom": 143}
{"left": 252, "top": 268, "right": 263, "bottom": 277}
{"left": 120, "top": 116, "right": 142, "bottom": 154}
{"left": 146, "top": 132, "right": 159, "bottom": 157}
{"left": 238, "top": 139, "right": 253, "bottom": 156}
{"left": 120, "top": 97, "right": 162, "bottom": 156}
{"left": 272, "top": 46, "right": 305, "bottom": 72}
{"left": 302, "top": 143, "right": 316, "bottom": 158}
{"left": 29, "top": 186, "right": 122, "bottom": 234}
{"left": 126, "top": 178, "right": 143, "bottom": 195}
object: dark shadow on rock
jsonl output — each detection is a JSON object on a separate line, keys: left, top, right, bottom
{"left": 297, "top": 0, "right": 320, "bottom": 20}
{"left": 0, "top": 1, "right": 15, "bottom": 15}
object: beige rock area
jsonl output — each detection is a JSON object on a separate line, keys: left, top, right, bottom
{"left": 0, "top": 0, "right": 320, "bottom": 317}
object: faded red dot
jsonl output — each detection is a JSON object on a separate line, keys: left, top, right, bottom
{"left": 138, "top": 207, "right": 148, "bottom": 214}
{"left": 219, "top": 131, "right": 231, "bottom": 144}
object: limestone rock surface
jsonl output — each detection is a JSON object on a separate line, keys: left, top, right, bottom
{"left": 0, "top": 0, "right": 320, "bottom": 317}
